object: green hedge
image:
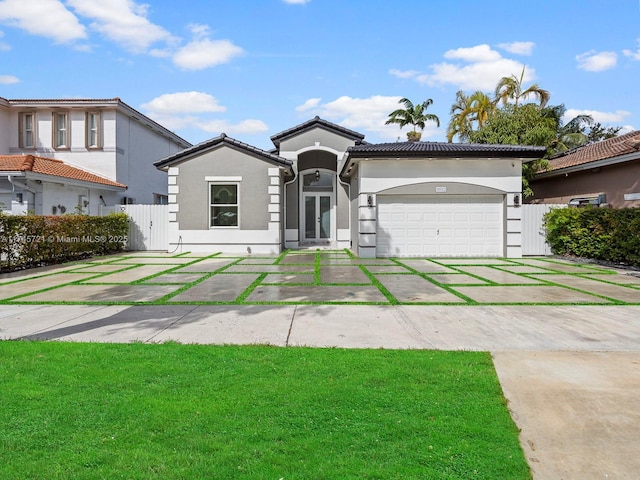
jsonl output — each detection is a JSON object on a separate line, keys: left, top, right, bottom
{"left": 544, "top": 207, "right": 640, "bottom": 267}
{"left": 0, "top": 213, "right": 128, "bottom": 272}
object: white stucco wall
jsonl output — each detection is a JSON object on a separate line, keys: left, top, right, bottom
{"left": 353, "top": 157, "right": 525, "bottom": 258}
{"left": 5, "top": 104, "right": 187, "bottom": 207}
{"left": 359, "top": 158, "right": 523, "bottom": 194}
{"left": 116, "top": 111, "right": 185, "bottom": 204}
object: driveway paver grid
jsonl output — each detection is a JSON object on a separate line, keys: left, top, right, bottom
{"left": 1, "top": 249, "right": 638, "bottom": 305}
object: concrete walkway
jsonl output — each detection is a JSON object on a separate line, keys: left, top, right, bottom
{"left": 2, "top": 303, "right": 640, "bottom": 478}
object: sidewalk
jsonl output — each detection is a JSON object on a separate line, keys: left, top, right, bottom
{"left": 2, "top": 303, "right": 639, "bottom": 350}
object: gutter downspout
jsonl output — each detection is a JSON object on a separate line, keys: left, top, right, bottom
{"left": 283, "top": 167, "right": 297, "bottom": 250}
{"left": 337, "top": 170, "right": 351, "bottom": 250}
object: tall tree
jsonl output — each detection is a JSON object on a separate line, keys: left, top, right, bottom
{"left": 385, "top": 97, "right": 440, "bottom": 141}
{"left": 447, "top": 91, "right": 472, "bottom": 142}
{"left": 469, "top": 103, "right": 554, "bottom": 196}
{"left": 446, "top": 91, "right": 495, "bottom": 142}
{"left": 494, "top": 66, "right": 550, "bottom": 108}
{"left": 544, "top": 105, "right": 594, "bottom": 152}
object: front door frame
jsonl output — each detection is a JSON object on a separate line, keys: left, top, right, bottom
{"left": 299, "top": 168, "right": 335, "bottom": 245}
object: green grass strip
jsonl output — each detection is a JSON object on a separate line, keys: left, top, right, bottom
{"left": 235, "top": 273, "right": 268, "bottom": 303}
{"left": 314, "top": 251, "right": 322, "bottom": 285}
{"left": 391, "top": 259, "right": 477, "bottom": 304}
{"left": 359, "top": 264, "right": 399, "bottom": 305}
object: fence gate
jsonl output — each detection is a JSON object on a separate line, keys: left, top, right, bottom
{"left": 521, "top": 204, "right": 564, "bottom": 256}
{"left": 118, "top": 204, "right": 169, "bottom": 251}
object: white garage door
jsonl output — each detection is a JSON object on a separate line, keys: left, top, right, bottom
{"left": 377, "top": 195, "right": 504, "bottom": 257}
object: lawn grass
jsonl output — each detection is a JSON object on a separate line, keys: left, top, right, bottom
{"left": 0, "top": 342, "right": 530, "bottom": 479}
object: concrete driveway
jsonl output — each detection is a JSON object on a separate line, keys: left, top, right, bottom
{"left": 1, "top": 250, "right": 639, "bottom": 306}
{"left": 2, "top": 250, "right": 640, "bottom": 479}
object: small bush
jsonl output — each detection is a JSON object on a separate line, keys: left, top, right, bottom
{"left": 544, "top": 207, "right": 640, "bottom": 266}
{"left": 0, "top": 213, "right": 128, "bottom": 271}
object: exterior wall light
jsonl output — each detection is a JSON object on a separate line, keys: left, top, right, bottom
{"left": 315, "top": 169, "right": 320, "bottom": 181}
{"left": 514, "top": 194, "right": 520, "bottom": 207}
{"left": 367, "top": 194, "right": 374, "bottom": 207}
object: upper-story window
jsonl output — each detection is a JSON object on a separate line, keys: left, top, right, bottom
{"left": 53, "top": 112, "right": 69, "bottom": 149}
{"left": 86, "top": 111, "right": 101, "bottom": 148}
{"left": 19, "top": 112, "right": 36, "bottom": 149}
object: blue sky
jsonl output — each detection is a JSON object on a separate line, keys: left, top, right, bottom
{"left": 1, "top": 0, "right": 639, "bottom": 149}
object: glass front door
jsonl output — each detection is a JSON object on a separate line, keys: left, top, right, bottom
{"left": 304, "top": 194, "right": 331, "bottom": 241}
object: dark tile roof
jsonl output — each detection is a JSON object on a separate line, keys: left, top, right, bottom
{"left": 0, "top": 155, "right": 126, "bottom": 189}
{"left": 154, "top": 133, "right": 293, "bottom": 172}
{"left": 545, "top": 130, "right": 640, "bottom": 172}
{"left": 347, "top": 141, "right": 546, "bottom": 158}
{"left": 270, "top": 116, "right": 365, "bottom": 147}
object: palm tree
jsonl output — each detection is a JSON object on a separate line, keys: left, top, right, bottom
{"left": 447, "top": 91, "right": 472, "bottom": 142}
{"left": 446, "top": 91, "right": 495, "bottom": 142}
{"left": 494, "top": 66, "right": 550, "bottom": 107}
{"left": 544, "top": 104, "right": 594, "bottom": 152}
{"left": 385, "top": 97, "right": 440, "bottom": 141}
{"left": 467, "top": 91, "right": 495, "bottom": 128}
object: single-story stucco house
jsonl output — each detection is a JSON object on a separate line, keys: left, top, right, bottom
{"left": 154, "top": 117, "right": 545, "bottom": 258}
{"left": 529, "top": 130, "right": 640, "bottom": 208}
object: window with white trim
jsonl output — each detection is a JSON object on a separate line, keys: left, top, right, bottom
{"left": 86, "top": 111, "right": 101, "bottom": 148}
{"left": 210, "top": 183, "right": 239, "bottom": 227}
{"left": 19, "top": 112, "right": 36, "bottom": 149}
{"left": 53, "top": 112, "right": 69, "bottom": 148}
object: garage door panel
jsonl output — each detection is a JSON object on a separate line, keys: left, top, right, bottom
{"left": 377, "top": 194, "right": 504, "bottom": 257}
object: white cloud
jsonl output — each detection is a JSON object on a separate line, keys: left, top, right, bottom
{"left": 187, "top": 23, "right": 211, "bottom": 39}
{"left": 497, "top": 41, "right": 535, "bottom": 56}
{"left": 282, "top": 0, "right": 311, "bottom": 4}
{"left": 199, "top": 119, "right": 269, "bottom": 135}
{"left": 392, "top": 43, "right": 534, "bottom": 92}
{"left": 623, "top": 37, "right": 640, "bottom": 60}
{"left": 295, "top": 98, "right": 321, "bottom": 112}
{"left": 295, "top": 95, "right": 441, "bottom": 140}
{"left": 0, "top": 30, "right": 9, "bottom": 50}
{"left": 141, "top": 92, "right": 227, "bottom": 115}
{"left": 0, "top": 74, "right": 19, "bottom": 84}
{"left": 576, "top": 50, "right": 617, "bottom": 72}
{"left": 0, "top": 0, "right": 86, "bottom": 43}
{"left": 66, "top": 0, "right": 175, "bottom": 53}
{"left": 564, "top": 108, "right": 630, "bottom": 124}
{"left": 172, "top": 38, "right": 244, "bottom": 70}
{"left": 389, "top": 68, "right": 420, "bottom": 79}
{"left": 141, "top": 92, "right": 267, "bottom": 136}
{"left": 444, "top": 44, "right": 502, "bottom": 62}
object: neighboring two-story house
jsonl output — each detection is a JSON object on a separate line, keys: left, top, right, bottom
{"left": 0, "top": 97, "right": 190, "bottom": 215}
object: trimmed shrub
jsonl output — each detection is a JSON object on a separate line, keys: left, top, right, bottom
{"left": 544, "top": 207, "right": 640, "bottom": 267}
{"left": 0, "top": 213, "right": 128, "bottom": 271}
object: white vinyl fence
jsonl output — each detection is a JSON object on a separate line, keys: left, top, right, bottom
{"left": 521, "top": 204, "right": 564, "bottom": 256}
{"left": 101, "top": 204, "right": 168, "bottom": 251}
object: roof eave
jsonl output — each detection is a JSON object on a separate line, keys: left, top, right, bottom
{"left": 271, "top": 117, "right": 365, "bottom": 147}
{"left": 340, "top": 150, "right": 543, "bottom": 178}
{"left": 23, "top": 171, "right": 127, "bottom": 191}
{"left": 154, "top": 135, "right": 293, "bottom": 174}
{"left": 536, "top": 150, "right": 640, "bottom": 179}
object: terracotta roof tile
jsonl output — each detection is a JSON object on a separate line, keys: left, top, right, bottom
{"left": 0, "top": 155, "right": 126, "bottom": 189}
{"left": 547, "top": 130, "right": 640, "bottom": 171}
